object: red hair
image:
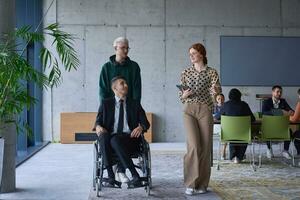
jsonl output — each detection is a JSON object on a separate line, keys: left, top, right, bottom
{"left": 189, "top": 43, "right": 208, "bottom": 64}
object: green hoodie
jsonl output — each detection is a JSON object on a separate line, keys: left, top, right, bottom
{"left": 99, "top": 55, "right": 141, "bottom": 102}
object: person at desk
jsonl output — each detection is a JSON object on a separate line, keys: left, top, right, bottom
{"left": 217, "top": 88, "right": 255, "bottom": 164}
{"left": 289, "top": 88, "right": 300, "bottom": 155}
{"left": 213, "top": 94, "right": 227, "bottom": 160}
{"left": 262, "top": 85, "right": 294, "bottom": 159}
{"left": 213, "top": 94, "right": 225, "bottom": 120}
{"left": 95, "top": 76, "right": 150, "bottom": 187}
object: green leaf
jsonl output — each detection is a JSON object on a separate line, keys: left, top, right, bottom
{"left": 1, "top": 22, "right": 80, "bottom": 131}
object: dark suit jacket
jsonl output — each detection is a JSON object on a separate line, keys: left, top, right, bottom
{"left": 95, "top": 97, "right": 150, "bottom": 133}
{"left": 217, "top": 100, "right": 255, "bottom": 122}
{"left": 262, "top": 98, "right": 293, "bottom": 115}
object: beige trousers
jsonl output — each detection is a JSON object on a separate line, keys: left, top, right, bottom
{"left": 183, "top": 103, "right": 213, "bottom": 189}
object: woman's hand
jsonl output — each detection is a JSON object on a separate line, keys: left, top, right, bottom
{"left": 211, "top": 84, "right": 219, "bottom": 95}
{"left": 282, "top": 110, "right": 294, "bottom": 116}
{"left": 182, "top": 88, "right": 193, "bottom": 99}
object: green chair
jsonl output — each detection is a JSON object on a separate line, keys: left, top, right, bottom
{"left": 218, "top": 115, "right": 256, "bottom": 171}
{"left": 254, "top": 112, "right": 262, "bottom": 121}
{"left": 258, "top": 115, "right": 294, "bottom": 166}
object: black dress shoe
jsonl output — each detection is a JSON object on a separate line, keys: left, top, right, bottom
{"left": 103, "top": 182, "right": 114, "bottom": 188}
{"left": 108, "top": 177, "right": 115, "bottom": 185}
{"left": 102, "top": 176, "right": 116, "bottom": 188}
{"left": 127, "top": 176, "right": 143, "bottom": 188}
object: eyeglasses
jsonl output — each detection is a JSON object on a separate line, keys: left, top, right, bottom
{"left": 117, "top": 46, "right": 130, "bottom": 51}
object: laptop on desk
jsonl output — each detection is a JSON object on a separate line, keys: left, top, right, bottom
{"left": 271, "top": 109, "right": 284, "bottom": 116}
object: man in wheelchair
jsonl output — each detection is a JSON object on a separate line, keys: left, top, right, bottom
{"left": 95, "top": 75, "right": 150, "bottom": 188}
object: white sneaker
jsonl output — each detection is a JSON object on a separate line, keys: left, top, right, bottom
{"left": 221, "top": 152, "right": 226, "bottom": 160}
{"left": 195, "top": 188, "right": 207, "bottom": 194}
{"left": 185, "top": 188, "right": 194, "bottom": 195}
{"left": 232, "top": 157, "right": 240, "bottom": 164}
{"left": 112, "top": 164, "right": 117, "bottom": 173}
{"left": 282, "top": 151, "right": 292, "bottom": 159}
{"left": 266, "top": 148, "right": 274, "bottom": 159}
{"left": 115, "top": 172, "right": 129, "bottom": 183}
{"left": 185, "top": 187, "right": 207, "bottom": 195}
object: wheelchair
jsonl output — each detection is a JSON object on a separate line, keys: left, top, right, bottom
{"left": 92, "top": 134, "right": 152, "bottom": 197}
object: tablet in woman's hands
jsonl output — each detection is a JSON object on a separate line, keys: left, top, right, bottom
{"left": 176, "top": 84, "right": 190, "bottom": 91}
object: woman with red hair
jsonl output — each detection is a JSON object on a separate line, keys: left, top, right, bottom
{"left": 178, "top": 43, "right": 221, "bottom": 195}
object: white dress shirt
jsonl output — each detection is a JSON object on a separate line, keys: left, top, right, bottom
{"left": 113, "top": 96, "right": 130, "bottom": 134}
{"left": 272, "top": 97, "right": 280, "bottom": 109}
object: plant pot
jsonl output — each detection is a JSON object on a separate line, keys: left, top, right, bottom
{"left": 0, "top": 122, "right": 16, "bottom": 193}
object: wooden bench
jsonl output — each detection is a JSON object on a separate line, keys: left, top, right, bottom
{"left": 60, "top": 112, "right": 153, "bottom": 144}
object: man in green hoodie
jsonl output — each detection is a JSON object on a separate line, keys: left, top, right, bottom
{"left": 99, "top": 37, "right": 141, "bottom": 102}
{"left": 98, "top": 37, "right": 142, "bottom": 183}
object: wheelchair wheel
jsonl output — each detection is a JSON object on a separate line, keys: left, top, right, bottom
{"left": 94, "top": 141, "right": 103, "bottom": 197}
{"left": 93, "top": 143, "right": 97, "bottom": 190}
{"left": 95, "top": 178, "right": 101, "bottom": 197}
{"left": 142, "top": 142, "right": 152, "bottom": 188}
{"left": 96, "top": 156, "right": 103, "bottom": 197}
{"left": 146, "top": 143, "right": 152, "bottom": 188}
{"left": 143, "top": 143, "right": 152, "bottom": 196}
{"left": 146, "top": 185, "right": 150, "bottom": 196}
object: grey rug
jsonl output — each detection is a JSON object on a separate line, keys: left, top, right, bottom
{"left": 88, "top": 152, "right": 220, "bottom": 200}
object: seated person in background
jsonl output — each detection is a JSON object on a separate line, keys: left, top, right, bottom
{"left": 290, "top": 88, "right": 300, "bottom": 155}
{"left": 213, "top": 94, "right": 227, "bottom": 160}
{"left": 95, "top": 76, "right": 150, "bottom": 187}
{"left": 217, "top": 88, "right": 255, "bottom": 164}
{"left": 262, "top": 85, "right": 294, "bottom": 159}
{"left": 213, "top": 93, "right": 225, "bottom": 120}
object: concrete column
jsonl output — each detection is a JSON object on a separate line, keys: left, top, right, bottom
{"left": 0, "top": 123, "right": 16, "bottom": 193}
{"left": 0, "top": 0, "right": 16, "bottom": 193}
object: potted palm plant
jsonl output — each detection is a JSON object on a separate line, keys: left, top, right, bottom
{"left": 0, "top": 23, "right": 79, "bottom": 192}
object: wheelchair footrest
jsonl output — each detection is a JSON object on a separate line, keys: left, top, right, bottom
{"left": 101, "top": 178, "right": 122, "bottom": 188}
{"left": 140, "top": 177, "right": 149, "bottom": 182}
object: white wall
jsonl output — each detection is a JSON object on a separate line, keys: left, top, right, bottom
{"left": 43, "top": 0, "right": 300, "bottom": 142}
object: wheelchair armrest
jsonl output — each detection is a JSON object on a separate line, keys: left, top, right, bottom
{"left": 140, "top": 133, "right": 147, "bottom": 143}
{"left": 139, "top": 133, "right": 150, "bottom": 151}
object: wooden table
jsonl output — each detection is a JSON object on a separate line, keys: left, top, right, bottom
{"left": 60, "top": 112, "right": 153, "bottom": 144}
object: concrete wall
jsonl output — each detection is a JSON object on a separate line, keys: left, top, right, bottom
{"left": 0, "top": 0, "right": 15, "bottom": 35}
{"left": 42, "top": 0, "right": 300, "bottom": 142}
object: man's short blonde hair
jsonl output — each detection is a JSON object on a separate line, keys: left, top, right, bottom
{"left": 113, "top": 37, "right": 129, "bottom": 48}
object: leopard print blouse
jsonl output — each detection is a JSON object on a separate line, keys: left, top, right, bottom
{"left": 179, "top": 65, "right": 221, "bottom": 110}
